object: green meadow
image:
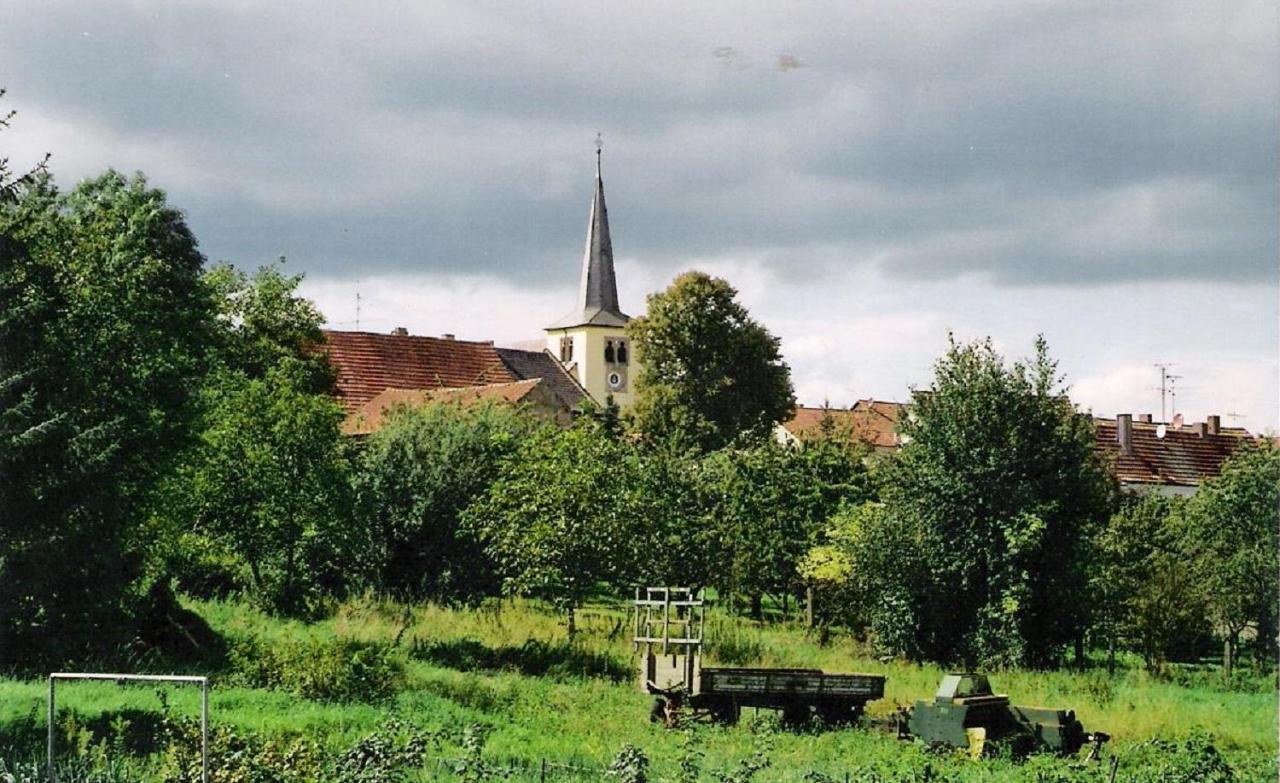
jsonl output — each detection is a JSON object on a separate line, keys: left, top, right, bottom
{"left": 1, "top": 595, "right": 1275, "bottom": 782}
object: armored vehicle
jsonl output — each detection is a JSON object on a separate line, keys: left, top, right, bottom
{"left": 907, "top": 673, "right": 1107, "bottom": 756}
{"left": 634, "top": 587, "right": 885, "bottom": 726}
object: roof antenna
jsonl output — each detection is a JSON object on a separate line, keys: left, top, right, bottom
{"left": 355, "top": 288, "right": 361, "bottom": 332}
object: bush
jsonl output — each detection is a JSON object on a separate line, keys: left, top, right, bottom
{"left": 332, "top": 719, "right": 441, "bottom": 783}
{"left": 158, "top": 695, "right": 325, "bottom": 783}
{"left": 229, "top": 636, "right": 405, "bottom": 703}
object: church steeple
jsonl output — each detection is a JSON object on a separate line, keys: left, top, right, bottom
{"left": 545, "top": 140, "right": 636, "bottom": 407}
{"left": 550, "top": 140, "right": 629, "bottom": 328}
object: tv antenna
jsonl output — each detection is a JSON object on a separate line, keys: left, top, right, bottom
{"left": 355, "top": 288, "right": 362, "bottom": 331}
{"left": 1153, "top": 363, "right": 1179, "bottom": 422}
{"left": 1167, "top": 373, "right": 1184, "bottom": 418}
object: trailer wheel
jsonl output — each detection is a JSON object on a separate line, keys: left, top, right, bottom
{"left": 781, "top": 703, "right": 810, "bottom": 727}
{"left": 816, "top": 703, "right": 860, "bottom": 727}
{"left": 650, "top": 698, "right": 667, "bottom": 724}
{"left": 709, "top": 699, "right": 739, "bottom": 725}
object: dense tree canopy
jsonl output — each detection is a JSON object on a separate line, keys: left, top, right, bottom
{"left": 355, "top": 401, "right": 534, "bottom": 601}
{"left": 1089, "top": 493, "right": 1207, "bottom": 672}
{"left": 0, "top": 171, "right": 214, "bottom": 665}
{"left": 1178, "top": 442, "right": 1279, "bottom": 672}
{"left": 874, "top": 336, "right": 1115, "bottom": 667}
{"left": 185, "top": 363, "right": 355, "bottom": 616}
{"left": 463, "top": 418, "right": 638, "bottom": 634}
{"left": 627, "top": 271, "right": 794, "bottom": 452}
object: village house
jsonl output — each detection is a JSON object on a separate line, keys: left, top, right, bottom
{"left": 1094, "top": 413, "right": 1255, "bottom": 496}
{"left": 776, "top": 400, "right": 908, "bottom": 454}
{"left": 318, "top": 149, "right": 627, "bottom": 434}
{"left": 780, "top": 400, "right": 1254, "bottom": 494}
{"left": 315, "top": 151, "right": 1258, "bottom": 496}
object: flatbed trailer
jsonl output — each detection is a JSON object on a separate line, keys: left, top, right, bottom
{"left": 635, "top": 587, "right": 885, "bottom": 726}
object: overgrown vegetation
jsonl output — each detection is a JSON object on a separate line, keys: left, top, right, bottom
{"left": 1, "top": 101, "right": 1275, "bottom": 780}
{"left": 0, "top": 596, "right": 1273, "bottom": 782}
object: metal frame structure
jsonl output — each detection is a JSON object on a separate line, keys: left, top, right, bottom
{"left": 632, "top": 586, "right": 704, "bottom": 655}
{"left": 47, "top": 673, "right": 208, "bottom": 783}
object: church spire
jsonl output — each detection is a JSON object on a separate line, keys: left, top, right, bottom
{"left": 549, "top": 139, "right": 629, "bottom": 328}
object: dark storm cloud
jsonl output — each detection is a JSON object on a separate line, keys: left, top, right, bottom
{"left": 1, "top": 1, "right": 1273, "bottom": 286}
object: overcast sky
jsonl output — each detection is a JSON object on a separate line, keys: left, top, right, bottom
{"left": 3, "top": 1, "right": 1276, "bottom": 431}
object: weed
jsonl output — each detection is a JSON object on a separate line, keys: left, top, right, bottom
{"left": 607, "top": 744, "right": 650, "bottom": 783}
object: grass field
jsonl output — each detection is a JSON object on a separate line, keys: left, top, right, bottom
{"left": 0, "top": 594, "right": 1275, "bottom": 782}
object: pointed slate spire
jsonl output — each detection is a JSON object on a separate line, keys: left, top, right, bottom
{"left": 549, "top": 139, "right": 629, "bottom": 329}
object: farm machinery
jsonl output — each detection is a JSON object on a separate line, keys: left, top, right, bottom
{"left": 633, "top": 588, "right": 1109, "bottom": 758}
{"left": 633, "top": 587, "right": 885, "bottom": 726}
{"left": 904, "top": 672, "right": 1109, "bottom": 757}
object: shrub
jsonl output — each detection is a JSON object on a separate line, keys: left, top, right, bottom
{"left": 332, "top": 719, "right": 441, "bottom": 783}
{"left": 607, "top": 744, "right": 649, "bottom": 783}
{"left": 158, "top": 699, "right": 325, "bottom": 783}
{"left": 229, "top": 636, "right": 405, "bottom": 703}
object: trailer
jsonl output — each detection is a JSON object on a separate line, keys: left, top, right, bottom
{"left": 634, "top": 587, "right": 885, "bottom": 726}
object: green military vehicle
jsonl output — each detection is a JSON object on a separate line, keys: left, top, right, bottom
{"left": 634, "top": 587, "right": 885, "bottom": 726}
{"left": 906, "top": 673, "right": 1108, "bottom": 756}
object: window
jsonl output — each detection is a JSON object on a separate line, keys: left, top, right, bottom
{"left": 616, "top": 340, "right": 628, "bottom": 364}
{"left": 560, "top": 336, "right": 574, "bottom": 363}
{"left": 604, "top": 340, "right": 616, "bottom": 363}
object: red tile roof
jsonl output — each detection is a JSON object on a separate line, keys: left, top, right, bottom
{"left": 1094, "top": 418, "right": 1254, "bottom": 487}
{"left": 319, "top": 330, "right": 514, "bottom": 412}
{"left": 342, "top": 380, "right": 543, "bottom": 435}
{"left": 782, "top": 399, "right": 908, "bottom": 450}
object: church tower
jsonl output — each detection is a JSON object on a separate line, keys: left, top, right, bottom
{"left": 546, "top": 143, "right": 635, "bottom": 408}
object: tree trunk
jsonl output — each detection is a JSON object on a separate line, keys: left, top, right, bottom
{"left": 750, "top": 594, "right": 763, "bottom": 621}
{"left": 1223, "top": 634, "right": 1235, "bottom": 679}
{"left": 805, "top": 585, "right": 815, "bottom": 628}
{"left": 1106, "top": 634, "right": 1116, "bottom": 677}
{"left": 782, "top": 592, "right": 789, "bottom": 621}
{"left": 1073, "top": 635, "right": 1085, "bottom": 670}
{"left": 566, "top": 604, "right": 576, "bottom": 639}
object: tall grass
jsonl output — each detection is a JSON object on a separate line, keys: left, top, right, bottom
{"left": 0, "top": 594, "right": 1274, "bottom": 782}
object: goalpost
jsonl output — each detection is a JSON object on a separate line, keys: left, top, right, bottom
{"left": 47, "top": 673, "right": 208, "bottom": 783}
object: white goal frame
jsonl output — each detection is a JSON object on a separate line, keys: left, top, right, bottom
{"left": 47, "top": 673, "right": 207, "bottom": 783}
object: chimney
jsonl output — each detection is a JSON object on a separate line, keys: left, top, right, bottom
{"left": 1192, "top": 422, "right": 1207, "bottom": 438}
{"left": 1207, "top": 415, "right": 1220, "bottom": 435}
{"left": 1116, "top": 414, "right": 1134, "bottom": 456}
{"left": 1136, "top": 413, "right": 1152, "bottom": 423}
{"left": 442, "top": 333, "right": 456, "bottom": 340}
{"left": 390, "top": 326, "right": 408, "bottom": 336}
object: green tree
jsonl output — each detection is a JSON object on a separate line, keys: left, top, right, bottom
{"left": 1179, "top": 442, "right": 1279, "bottom": 674}
{"left": 628, "top": 271, "right": 794, "bottom": 452}
{"left": 700, "top": 440, "right": 852, "bottom": 620}
{"left": 0, "top": 88, "right": 48, "bottom": 202}
{"left": 463, "top": 418, "right": 637, "bottom": 635}
{"left": 186, "top": 363, "right": 356, "bottom": 616}
{"left": 879, "top": 336, "right": 1115, "bottom": 667}
{"left": 629, "top": 444, "right": 719, "bottom": 591}
{"left": 203, "top": 260, "right": 333, "bottom": 390}
{"left": 1091, "top": 493, "right": 1207, "bottom": 673}
{"left": 355, "top": 401, "right": 534, "bottom": 600}
{"left": 0, "top": 171, "right": 214, "bottom": 666}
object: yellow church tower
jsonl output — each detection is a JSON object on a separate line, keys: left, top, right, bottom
{"left": 546, "top": 143, "right": 635, "bottom": 409}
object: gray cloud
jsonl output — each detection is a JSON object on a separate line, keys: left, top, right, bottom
{"left": 0, "top": 0, "right": 1274, "bottom": 287}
